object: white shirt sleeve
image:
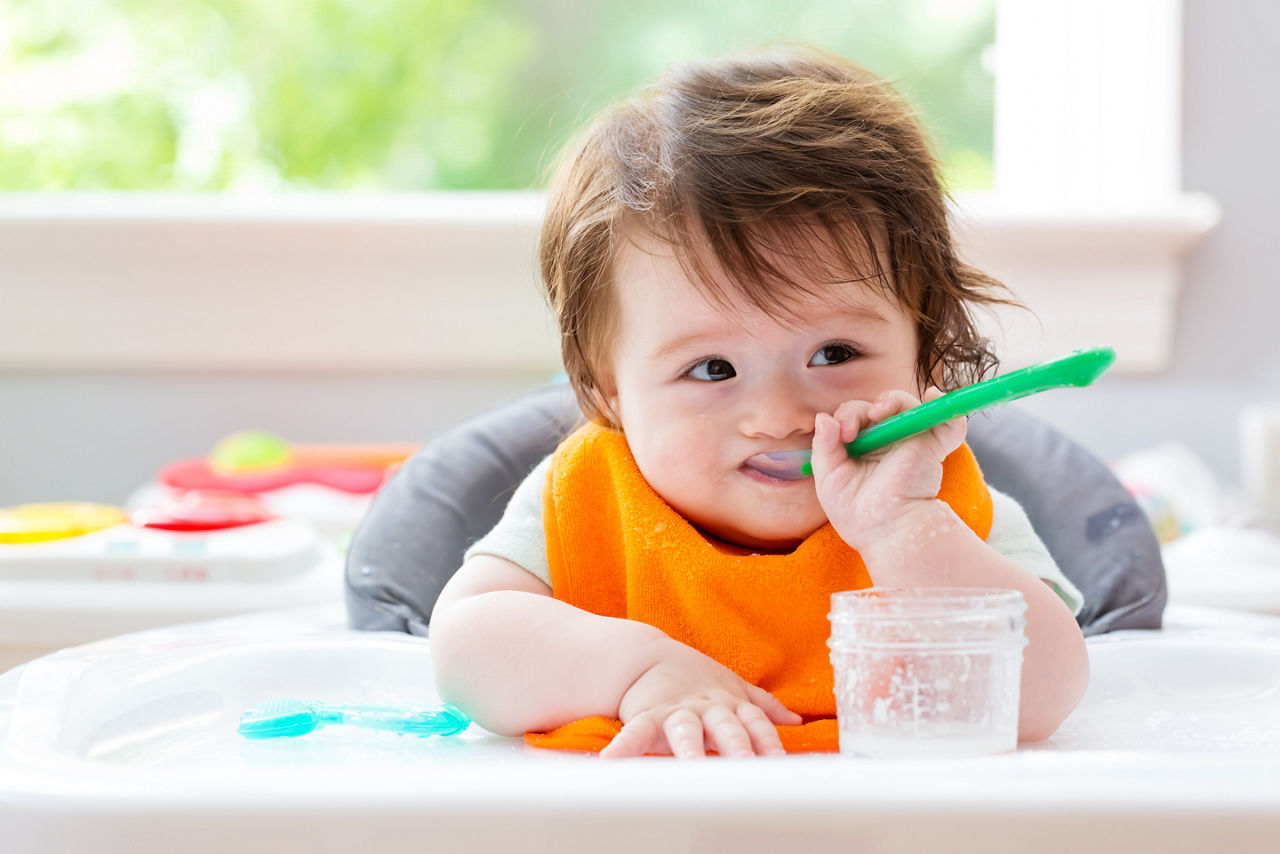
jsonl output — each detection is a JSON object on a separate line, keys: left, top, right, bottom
{"left": 464, "top": 455, "right": 554, "bottom": 586}
{"left": 986, "top": 487, "right": 1085, "bottom": 615}
{"left": 466, "top": 458, "right": 1084, "bottom": 615}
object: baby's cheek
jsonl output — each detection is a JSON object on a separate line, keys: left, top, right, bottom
{"left": 628, "top": 435, "right": 686, "bottom": 490}
{"left": 640, "top": 421, "right": 703, "bottom": 469}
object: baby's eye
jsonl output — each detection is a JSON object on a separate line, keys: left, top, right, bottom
{"left": 809, "top": 343, "right": 858, "bottom": 366}
{"left": 686, "top": 357, "right": 737, "bottom": 382}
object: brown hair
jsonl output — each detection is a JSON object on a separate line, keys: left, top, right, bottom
{"left": 539, "top": 44, "right": 1015, "bottom": 426}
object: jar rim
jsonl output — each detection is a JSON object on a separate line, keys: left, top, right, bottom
{"left": 828, "top": 588, "right": 1028, "bottom": 630}
{"left": 830, "top": 586, "right": 1026, "bottom": 611}
{"left": 827, "top": 637, "right": 1029, "bottom": 652}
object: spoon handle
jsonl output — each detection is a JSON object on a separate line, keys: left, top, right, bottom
{"left": 800, "top": 347, "right": 1115, "bottom": 475}
{"left": 848, "top": 347, "right": 1115, "bottom": 456}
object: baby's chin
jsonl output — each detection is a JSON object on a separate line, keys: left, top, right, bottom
{"left": 694, "top": 519, "right": 822, "bottom": 555}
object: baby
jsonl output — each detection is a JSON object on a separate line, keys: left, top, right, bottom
{"left": 430, "top": 45, "right": 1089, "bottom": 758}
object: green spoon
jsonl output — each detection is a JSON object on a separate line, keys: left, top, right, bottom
{"left": 743, "top": 346, "right": 1116, "bottom": 480}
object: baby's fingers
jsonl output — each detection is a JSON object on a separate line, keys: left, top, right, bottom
{"left": 865, "top": 389, "right": 923, "bottom": 423}
{"left": 743, "top": 682, "right": 803, "bottom": 726}
{"left": 661, "top": 709, "right": 709, "bottom": 759}
{"left": 603, "top": 709, "right": 709, "bottom": 759}
{"left": 701, "top": 705, "right": 755, "bottom": 758}
{"left": 809, "top": 412, "right": 852, "bottom": 483}
{"left": 918, "top": 387, "right": 967, "bottom": 456}
{"left": 600, "top": 712, "right": 667, "bottom": 759}
{"left": 734, "top": 702, "right": 789, "bottom": 757}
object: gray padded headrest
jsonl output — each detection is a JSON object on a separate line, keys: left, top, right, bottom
{"left": 964, "top": 407, "right": 1166, "bottom": 634}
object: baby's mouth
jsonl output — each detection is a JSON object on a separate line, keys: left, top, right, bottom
{"left": 742, "top": 450, "right": 813, "bottom": 481}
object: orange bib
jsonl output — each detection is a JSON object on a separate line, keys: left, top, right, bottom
{"left": 526, "top": 422, "right": 992, "bottom": 753}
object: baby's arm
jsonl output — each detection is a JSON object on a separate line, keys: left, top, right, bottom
{"left": 810, "top": 390, "right": 1089, "bottom": 742}
{"left": 429, "top": 555, "right": 799, "bottom": 756}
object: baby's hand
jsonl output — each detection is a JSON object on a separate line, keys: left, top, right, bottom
{"left": 809, "top": 388, "right": 966, "bottom": 551}
{"left": 601, "top": 640, "right": 801, "bottom": 759}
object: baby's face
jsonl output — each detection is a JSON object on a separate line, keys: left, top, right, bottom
{"left": 604, "top": 231, "right": 923, "bottom": 551}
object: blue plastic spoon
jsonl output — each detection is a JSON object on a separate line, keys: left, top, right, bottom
{"left": 237, "top": 698, "right": 471, "bottom": 739}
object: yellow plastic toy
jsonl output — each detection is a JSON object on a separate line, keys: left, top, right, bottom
{"left": 0, "top": 503, "right": 129, "bottom": 545}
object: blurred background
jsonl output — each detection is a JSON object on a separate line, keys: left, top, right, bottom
{"left": 0, "top": 0, "right": 994, "bottom": 192}
{"left": 1, "top": 0, "right": 1277, "bottom": 527}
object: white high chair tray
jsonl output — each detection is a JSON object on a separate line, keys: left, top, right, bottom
{"left": 1162, "top": 525, "right": 1280, "bottom": 615}
{"left": 1, "top": 604, "right": 1278, "bottom": 854}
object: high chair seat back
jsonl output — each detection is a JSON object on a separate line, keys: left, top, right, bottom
{"left": 345, "top": 384, "right": 1165, "bottom": 637}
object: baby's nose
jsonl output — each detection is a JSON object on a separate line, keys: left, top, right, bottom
{"left": 740, "top": 382, "right": 815, "bottom": 440}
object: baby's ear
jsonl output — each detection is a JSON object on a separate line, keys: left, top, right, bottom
{"left": 594, "top": 366, "right": 617, "bottom": 401}
{"left": 597, "top": 366, "right": 617, "bottom": 396}
{"left": 593, "top": 371, "right": 622, "bottom": 426}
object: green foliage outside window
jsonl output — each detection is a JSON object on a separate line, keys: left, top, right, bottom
{"left": 0, "top": 0, "right": 994, "bottom": 192}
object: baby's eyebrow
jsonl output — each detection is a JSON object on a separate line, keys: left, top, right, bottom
{"left": 650, "top": 330, "right": 721, "bottom": 361}
{"left": 829, "top": 303, "right": 890, "bottom": 326}
{"left": 650, "top": 303, "right": 892, "bottom": 360}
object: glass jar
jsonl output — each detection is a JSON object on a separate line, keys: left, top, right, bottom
{"left": 828, "top": 588, "right": 1028, "bottom": 758}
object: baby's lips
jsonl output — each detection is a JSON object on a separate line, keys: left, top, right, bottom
{"left": 743, "top": 450, "right": 813, "bottom": 481}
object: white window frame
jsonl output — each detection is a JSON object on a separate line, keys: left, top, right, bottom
{"left": 968, "top": 0, "right": 1219, "bottom": 372}
{"left": 0, "top": 0, "right": 1216, "bottom": 376}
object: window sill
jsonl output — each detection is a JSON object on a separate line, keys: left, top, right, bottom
{"left": 952, "top": 191, "right": 1222, "bottom": 372}
{"left": 0, "top": 191, "right": 1218, "bottom": 375}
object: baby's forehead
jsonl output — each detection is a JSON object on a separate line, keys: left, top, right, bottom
{"left": 617, "top": 216, "right": 902, "bottom": 319}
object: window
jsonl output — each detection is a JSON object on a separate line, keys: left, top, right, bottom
{"left": 0, "top": 0, "right": 1216, "bottom": 375}
{"left": 1, "top": 0, "right": 995, "bottom": 192}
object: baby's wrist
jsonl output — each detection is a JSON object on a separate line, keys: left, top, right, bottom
{"left": 615, "top": 630, "right": 683, "bottom": 716}
{"left": 844, "top": 498, "right": 961, "bottom": 563}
